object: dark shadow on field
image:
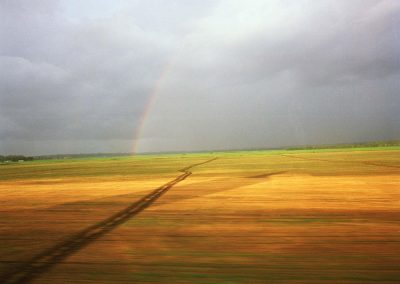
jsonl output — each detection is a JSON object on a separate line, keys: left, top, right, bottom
{"left": 44, "top": 191, "right": 152, "bottom": 212}
{"left": 0, "top": 168, "right": 285, "bottom": 283}
{"left": 1, "top": 170, "right": 285, "bottom": 242}
{"left": 0, "top": 190, "right": 165, "bottom": 279}
{"left": 0, "top": 192, "right": 150, "bottom": 283}
{"left": 0, "top": 190, "right": 155, "bottom": 248}
{"left": 2, "top": 170, "right": 269, "bottom": 243}
{"left": 0, "top": 191, "right": 145, "bottom": 238}
{"left": 0, "top": 158, "right": 216, "bottom": 284}
{"left": 248, "top": 171, "right": 286, "bottom": 178}
{"left": 277, "top": 154, "right": 400, "bottom": 177}
{"left": 151, "top": 171, "right": 287, "bottom": 210}
{"left": 281, "top": 154, "right": 400, "bottom": 169}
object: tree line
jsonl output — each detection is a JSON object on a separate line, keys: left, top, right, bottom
{"left": 0, "top": 155, "right": 34, "bottom": 162}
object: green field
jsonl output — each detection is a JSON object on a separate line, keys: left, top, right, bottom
{"left": 1, "top": 147, "right": 400, "bottom": 283}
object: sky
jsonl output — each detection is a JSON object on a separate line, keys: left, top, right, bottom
{"left": 0, "top": 0, "right": 399, "bottom": 155}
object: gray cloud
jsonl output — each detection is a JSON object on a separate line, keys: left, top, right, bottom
{"left": 0, "top": 0, "right": 399, "bottom": 155}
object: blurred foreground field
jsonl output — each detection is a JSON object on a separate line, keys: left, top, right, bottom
{"left": 1, "top": 148, "right": 400, "bottom": 283}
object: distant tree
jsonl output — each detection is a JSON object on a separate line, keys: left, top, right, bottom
{"left": 0, "top": 155, "right": 34, "bottom": 162}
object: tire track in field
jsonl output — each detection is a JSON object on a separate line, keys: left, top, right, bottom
{"left": 280, "top": 154, "right": 400, "bottom": 169}
{"left": 0, "top": 158, "right": 217, "bottom": 284}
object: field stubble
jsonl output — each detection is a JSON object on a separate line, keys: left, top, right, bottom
{"left": 0, "top": 149, "right": 399, "bottom": 283}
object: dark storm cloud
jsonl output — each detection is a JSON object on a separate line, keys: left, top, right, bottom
{"left": 136, "top": 0, "right": 400, "bottom": 152}
{"left": 172, "top": 0, "right": 400, "bottom": 86}
{"left": 0, "top": 0, "right": 399, "bottom": 155}
{"left": 0, "top": 0, "right": 211, "bottom": 154}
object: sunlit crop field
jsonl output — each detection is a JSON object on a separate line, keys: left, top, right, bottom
{"left": 1, "top": 148, "right": 400, "bottom": 283}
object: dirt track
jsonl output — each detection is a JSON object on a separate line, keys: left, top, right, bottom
{"left": 0, "top": 158, "right": 217, "bottom": 284}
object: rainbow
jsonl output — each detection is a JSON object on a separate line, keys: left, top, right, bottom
{"left": 131, "top": 56, "right": 177, "bottom": 154}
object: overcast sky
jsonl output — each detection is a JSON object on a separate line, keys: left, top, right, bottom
{"left": 1, "top": 0, "right": 399, "bottom": 155}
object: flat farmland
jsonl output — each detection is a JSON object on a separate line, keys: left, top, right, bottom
{"left": 1, "top": 148, "right": 400, "bottom": 283}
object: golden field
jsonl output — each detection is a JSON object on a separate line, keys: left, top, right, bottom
{"left": 1, "top": 148, "right": 400, "bottom": 283}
